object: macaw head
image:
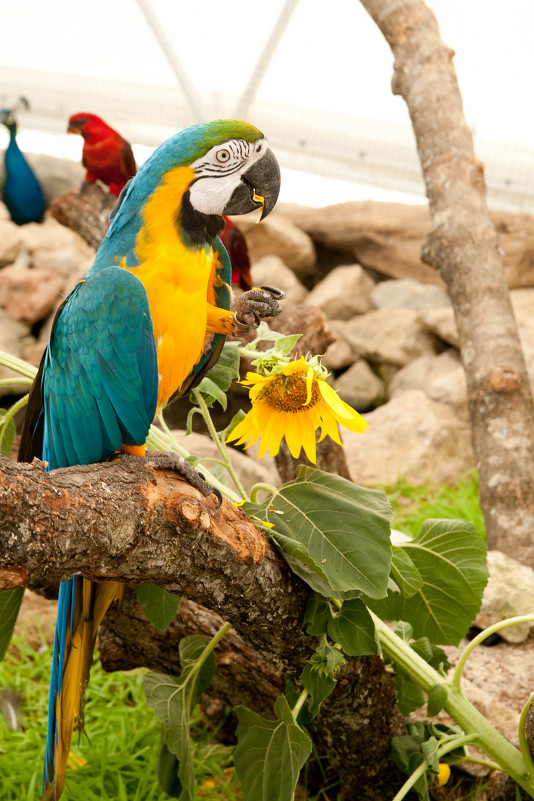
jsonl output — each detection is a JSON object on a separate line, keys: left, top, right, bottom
{"left": 67, "top": 112, "right": 117, "bottom": 142}
{"left": 136, "top": 119, "right": 280, "bottom": 223}
{"left": 93, "top": 119, "right": 281, "bottom": 272}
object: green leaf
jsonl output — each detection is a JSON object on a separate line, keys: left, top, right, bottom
{"left": 0, "top": 588, "right": 24, "bottom": 661}
{"left": 156, "top": 731, "right": 182, "bottom": 798}
{"left": 394, "top": 621, "right": 413, "bottom": 642}
{"left": 327, "top": 599, "right": 379, "bottom": 656}
{"left": 249, "top": 467, "right": 392, "bottom": 599}
{"left": 178, "top": 635, "right": 217, "bottom": 709}
{"left": 427, "top": 683, "right": 448, "bottom": 717}
{"left": 144, "top": 671, "right": 195, "bottom": 801}
{"left": 234, "top": 695, "right": 312, "bottom": 801}
{"left": 394, "top": 672, "right": 426, "bottom": 715}
{"left": 410, "top": 638, "right": 450, "bottom": 674}
{"left": 195, "top": 376, "right": 228, "bottom": 410}
{"left": 144, "top": 636, "right": 216, "bottom": 801}
{"left": 367, "top": 518, "right": 488, "bottom": 645}
{"left": 135, "top": 584, "right": 180, "bottom": 632}
{"left": 222, "top": 409, "right": 246, "bottom": 440}
{"left": 303, "top": 593, "right": 333, "bottom": 636}
{"left": 274, "top": 334, "right": 301, "bottom": 356}
{"left": 390, "top": 546, "right": 423, "bottom": 599}
{"left": 301, "top": 644, "right": 344, "bottom": 717}
{"left": 0, "top": 413, "right": 16, "bottom": 458}
{"left": 268, "top": 529, "right": 349, "bottom": 598}
{"left": 421, "top": 736, "right": 440, "bottom": 773}
{"left": 195, "top": 342, "right": 240, "bottom": 409}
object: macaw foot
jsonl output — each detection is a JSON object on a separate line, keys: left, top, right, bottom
{"left": 117, "top": 450, "right": 222, "bottom": 508}
{"left": 234, "top": 285, "right": 286, "bottom": 328}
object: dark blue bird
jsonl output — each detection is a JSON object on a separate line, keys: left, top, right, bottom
{"left": 0, "top": 106, "right": 45, "bottom": 225}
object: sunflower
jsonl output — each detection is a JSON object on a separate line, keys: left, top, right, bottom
{"left": 226, "top": 356, "right": 368, "bottom": 463}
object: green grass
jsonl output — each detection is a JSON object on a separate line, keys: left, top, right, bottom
{"left": 386, "top": 471, "right": 485, "bottom": 539}
{"left": 0, "top": 635, "right": 242, "bottom": 801}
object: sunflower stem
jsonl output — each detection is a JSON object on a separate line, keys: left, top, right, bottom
{"left": 249, "top": 482, "right": 278, "bottom": 503}
{"left": 0, "top": 394, "right": 29, "bottom": 452}
{"left": 191, "top": 388, "right": 249, "bottom": 502}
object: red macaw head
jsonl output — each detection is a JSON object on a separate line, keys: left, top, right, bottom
{"left": 67, "top": 113, "right": 116, "bottom": 142}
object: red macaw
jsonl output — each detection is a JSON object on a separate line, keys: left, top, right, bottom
{"left": 67, "top": 112, "right": 136, "bottom": 196}
{"left": 220, "top": 216, "right": 253, "bottom": 290}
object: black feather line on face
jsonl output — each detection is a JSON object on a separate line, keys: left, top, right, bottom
{"left": 178, "top": 189, "right": 225, "bottom": 246}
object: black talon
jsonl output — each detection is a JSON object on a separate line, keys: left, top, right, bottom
{"left": 211, "top": 487, "right": 223, "bottom": 508}
{"left": 260, "top": 285, "right": 286, "bottom": 300}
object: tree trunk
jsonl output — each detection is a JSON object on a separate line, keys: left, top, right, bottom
{"left": 359, "top": 0, "right": 534, "bottom": 565}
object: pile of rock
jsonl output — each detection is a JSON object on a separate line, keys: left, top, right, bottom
{"left": 3, "top": 163, "right": 534, "bottom": 490}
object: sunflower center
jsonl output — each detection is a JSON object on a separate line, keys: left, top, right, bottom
{"left": 260, "top": 372, "right": 320, "bottom": 413}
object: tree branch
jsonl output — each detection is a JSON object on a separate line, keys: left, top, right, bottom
{"left": 359, "top": 0, "right": 534, "bottom": 563}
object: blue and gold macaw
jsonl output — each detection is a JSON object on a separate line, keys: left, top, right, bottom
{"left": 0, "top": 103, "right": 45, "bottom": 225}
{"left": 17, "top": 119, "right": 282, "bottom": 800}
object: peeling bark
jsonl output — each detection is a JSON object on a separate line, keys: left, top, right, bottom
{"left": 359, "top": 0, "right": 534, "bottom": 565}
{"left": 49, "top": 183, "right": 115, "bottom": 249}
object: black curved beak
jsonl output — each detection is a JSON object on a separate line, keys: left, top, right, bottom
{"left": 223, "top": 146, "right": 280, "bottom": 220}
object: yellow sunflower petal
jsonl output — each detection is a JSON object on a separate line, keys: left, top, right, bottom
{"left": 304, "top": 367, "right": 314, "bottom": 406}
{"left": 258, "top": 412, "right": 285, "bottom": 458}
{"left": 318, "top": 381, "right": 368, "bottom": 432}
{"left": 318, "top": 405, "right": 343, "bottom": 445}
{"left": 226, "top": 412, "right": 259, "bottom": 446}
{"left": 300, "top": 412, "right": 317, "bottom": 463}
{"left": 284, "top": 413, "right": 303, "bottom": 458}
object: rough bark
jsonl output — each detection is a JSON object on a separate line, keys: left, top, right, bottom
{"left": 0, "top": 455, "right": 407, "bottom": 798}
{"left": 359, "top": 0, "right": 534, "bottom": 565}
{"left": 48, "top": 183, "right": 115, "bottom": 249}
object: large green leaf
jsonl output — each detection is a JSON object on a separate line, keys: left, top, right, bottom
{"left": 234, "top": 695, "right": 312, "bottom": 801}
{"left": 135, "top": 584, "right": 180, "bottom": 632}
{"left": 143, "top": 636, "right": 216, "bottom": 801}
{"left": 248, "top": 467, "right": 392, "bottom": 600}
{"left": 327, "top": 598, "right": 379, "bottom": 656}
{"left": 0, "top": 588, "right": 24, "bottom": 661}
{"left": 390, "top": 546, "right": 423, "bottom": 599}
{"left": 367, "top": 518, "right": 488, "bottom": 645}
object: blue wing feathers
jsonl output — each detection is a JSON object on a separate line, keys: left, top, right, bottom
{"left": 42, "top": 268, "right": 157, "bottom": 470}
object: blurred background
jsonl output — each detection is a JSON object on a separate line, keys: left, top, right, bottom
{"left": 1, "top": 0, "right": 534, "bottom": 209}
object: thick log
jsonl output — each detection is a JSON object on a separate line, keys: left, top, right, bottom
{"left": 359, "top": 0, "right": 534, "bottom": 566}
{"left": 48, "top": 183, "right": 115, "bottom": 249}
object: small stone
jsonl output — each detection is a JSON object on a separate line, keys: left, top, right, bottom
{"left": 0, "top": 266, "right": 65, "bottom": 325}
{"left": 251, "top": 255, "right": 308, "bottom": 305}
{"left": 306, "top": 264, "right": 375, "bottom": 320}
{"left": 372, "top": 278, "right": 451, "bottom": 310}
{"left": 475, "top": 551, "right": 534, "bottom": 643}
{"left": 234, "top": 214, "right": 316, "bottom": 279}
{"left": 333, "top": 359, "right": 386, "bottom": 411}
{"left": 344, "top": 308, "right": 442, "bottom": 367}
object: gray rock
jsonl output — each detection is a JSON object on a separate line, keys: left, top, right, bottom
{"left": 372, "top": 278, "right": 450, "bottom": 310}
{"left": 0, "top": 266, "right": 65, "bottom": 325}
{"left": 344, "top": 308, "right": 442, "bottom": 367}
{"left": 306, "top": 264, "right": 375, "bottom": 320}
{"left": 474, "top": 551, "right": 534, "bottom": 643}
{"left": 342, "top": 389, "right": 474, "bottom": 486}
{"left": 235, "top": 214, "right": 316, "bottom": 279}
{"left": 333, "top": 359, "right": 386, "bottom": 411}
{"left": 389, "top": 349, "right": 468, "bottom": 419}
{"left": 251, "top": 255, "right": 308, "bottom": 305}
{"left": 0, "top": 220, "right": 23, "bottom": 266}
{"left": 322, "top": 320, "right": 360, "bottom": 371}
{"left": 26, "top": 152, "right": 85, "bottom": 205}
{"left": 419, "top": 307, "right": 459, "bottom": 348}
{"left": 0, "top": 308, "right": 34, "bottom": 396}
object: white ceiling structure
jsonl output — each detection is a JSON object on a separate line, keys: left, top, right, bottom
{"left": 1, "top": 0, "right": 534, "bottom": 210}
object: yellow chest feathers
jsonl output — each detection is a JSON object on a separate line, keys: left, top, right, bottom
{"left": 125, "top": 166, "right": 217, "bottom": 407}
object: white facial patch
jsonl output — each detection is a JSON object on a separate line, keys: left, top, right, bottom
{"left": 188, "top": 138, "right": 268, "bottom": 215}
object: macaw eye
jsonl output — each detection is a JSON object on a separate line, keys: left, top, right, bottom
{"left": 216, "top": 149, "right": 230, "bottom": 163}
